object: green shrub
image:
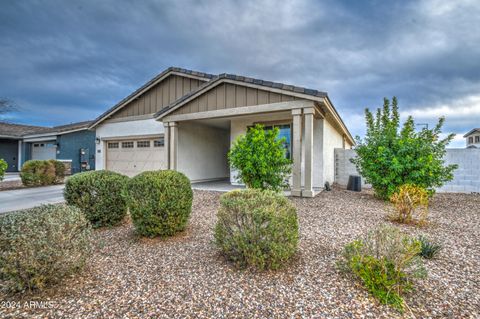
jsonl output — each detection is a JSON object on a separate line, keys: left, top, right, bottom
{"left": 0, "top": 158, "right": 7, "bottom": 181}
{"left": 64, "top": 170, "right": 129, "bottom": 228}
{"left": 338, "top": 225, "right": 426, "bottom": 311}
{"left": 49, "top": 159, "right": 65, "bottom": 183}
{"left": 20, "top": 159, "right": 65, "bottom": 186}
{"left": 0, "top": 204, "right": 91, "bottom": 293}
{"left": 127, "top": 170, "right": 193, "bottom": 237}
{"left": 351, "top": 97, "right": 457, "bottom": 200}
{"left": 214, "top": 189, "right": 299, "bottom": 270}
{"left": 417, "top": 235, "right": 442, "bottom": 259}
{"left": 228, "top": 124, "right": 292, "bottom": 191}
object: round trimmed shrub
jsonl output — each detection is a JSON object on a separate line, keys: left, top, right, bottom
{"left": 127, "top": 170, "right": 193, "bottom": 237}
{"left": 0, "top": 204, "right": 91, "bottom": 293}
{"left": 214, "top": 189, "right": 299, "bottom": 270}
{"left": 64, "top": 170, "right": 129, "bottom": 228}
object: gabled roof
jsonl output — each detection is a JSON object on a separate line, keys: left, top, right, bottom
{"left": 154, "top": 73, "right": 328, "bottom": 118}
{"left": 153, "top": 72, "right": 354, "bottom": 145}
{"left": 464, "top": 128, "right": 480, "bottom": 137}
{"left": 89, "top": 67, "right": 215, "bottom": 128}
{"left": 0, "top": 122, "right": 51, "bottom": 139}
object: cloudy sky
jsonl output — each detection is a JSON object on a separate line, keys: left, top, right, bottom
{"left": 1, "top": 0, "right": 479, "bottom": 147}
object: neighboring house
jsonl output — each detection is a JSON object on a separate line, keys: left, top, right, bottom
{"left": 0, "top": 123, "right": 51, "bottom": 172}
{"left": 464, "top": 128, "right": 480, "bottom": 148}
{"left": 90, "top": 67, "right": 354, "bottom": 197}
{"left": 0, "top": 121, "right": 95, "bottom": 173}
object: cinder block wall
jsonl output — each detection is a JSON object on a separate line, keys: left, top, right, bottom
{"left": 334, "top": 148, "right": 480, "bottom": 193}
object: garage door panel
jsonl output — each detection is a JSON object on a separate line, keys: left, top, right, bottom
{"left": 106, "top": 138, "right": 165, "bottom": 176}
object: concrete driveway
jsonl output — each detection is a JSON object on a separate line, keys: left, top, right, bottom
{"left": 2, "top": 172, "right": 21, "bottom": 182}
{"left": 0, "top": 185, "right": 65, "bottom": 214}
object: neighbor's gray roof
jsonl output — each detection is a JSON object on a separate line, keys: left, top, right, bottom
{"left": 154, "top": 73, "right": 328, "bottom": 118}
{"left": 464, "top": 128, "right": 480, "bottom": 137}
{"left": 90, "top": 67, "right": 215, "bottom": 128}
{"left": 0, "top": 122, "right": 51, "bottom": 138}
{"left": 0, "top": 120, "right": 93, "bottom": 138}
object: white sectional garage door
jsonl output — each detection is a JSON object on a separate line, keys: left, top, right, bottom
{"left": 106, "top": 137, "right": 165, "bottom": 177}
{"left": 32, "top": 141, "right": 57, "bottom": 160}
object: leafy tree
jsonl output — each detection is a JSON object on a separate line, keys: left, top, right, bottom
{"left": 229, "top": 124, "right": 292, "bottom": 191}
{"left": 351, "top": 97, "right": 457, "bottom": 200}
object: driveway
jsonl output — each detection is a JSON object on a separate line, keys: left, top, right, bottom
{"left": 2, "top": 172, "right": 21, "bottom": 182}
{"left": 0, "top": 184, "right": 65, "bottom": 213}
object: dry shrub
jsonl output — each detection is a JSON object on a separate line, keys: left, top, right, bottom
{"left": 389, "top": 184, "right": 429, "bottom": 225}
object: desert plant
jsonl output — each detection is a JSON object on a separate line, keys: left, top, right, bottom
{"left": 417, "top": 235, "right": 442, "bottom": 259}
{"left": 127, "top": 170, "right": 193, "bottom": 237}
{"left": 0, "top": 204, "right": 91, "bottom": 293}
{"left": 214, "top": 189, "right": 299, "bottom": 270}
{"left": 351, "top": 97, "right": 457, "bottom": 200}
{"left": 228, "top": 124, "right": 292, "bottom": 191}
{"left": 0, "top": 159, "right": 7, "bottom": 181}
{"left": 49, "top": 159, "right": 65, "bottom": 183}
{"left": 64, "top": 170, "right": 129, "bottom": 228}
{"left": 338, "top": 225, "right": 426, "bottom": 311}
{"left": 390, "top": 184, "right": 429, "bottom": 225}
{"left": 20, "top": 160, "right": 56, "bottom": 186}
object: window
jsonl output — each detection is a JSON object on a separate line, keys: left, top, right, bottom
{"left": 108, "top": 142, "right": 119, "bottom": 149}
{"left": 121, "top": 141, "right": 134, "bottom": 148}
{"left": 154, "top": 138, "right": 165, "bottom": 147}
{"left": 137, "top": 141, "right": 150, "bottom": 148}
{"left": 469, "top": 137, "right": 474, "bottom": 144}
{"left": 476, "top": 136, "right": 480, "bottom": 143}
{"left": 33, "top": 143, "right": 40, "bottom": 147}
{"left": 249, "top": 123, "right": 292, "bottom": 159}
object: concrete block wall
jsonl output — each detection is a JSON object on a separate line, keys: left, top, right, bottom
{"left": 334, "top": 148, "right": 480, "bottom": 193}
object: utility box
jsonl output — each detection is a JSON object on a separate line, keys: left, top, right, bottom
{"left": 347, "top": 175, "right": 362, "bottom": 192}
{"left": 80, "top": 148, "right": 90, "bottom": 171}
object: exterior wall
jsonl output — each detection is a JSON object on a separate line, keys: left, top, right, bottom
{"left": 0, "top": 139, "right": 19, "bottom": 172}
{"left": 172, "top": 83, "right": 301, "bottom": 116}
{"left": 95, "top": 118, "right": 165, "bottom": 170}
{"left": 323, "top": 118, "right": 345, "bottom": 185}
{"left": 334, "top": 148, "right": 480, "bottom": 193}
{"left": 111, "top": 75, "right": 205, "bottom": 120}
{"left": 177, "top": 122, "right": 230, "bottom": 182}
{"left": 57, "top": 130, "right": 96, "bottom": 174}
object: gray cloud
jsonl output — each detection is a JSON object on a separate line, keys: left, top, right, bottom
{"left": 1, "top": 0, "right": 479, "bottom": 147}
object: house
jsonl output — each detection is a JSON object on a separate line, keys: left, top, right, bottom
{"left": 90, "top": 67, "right": 354, "bottom": 197}
{"left": 464, "top": 128, "right": 480, "bottom": 148}
{"left": 0, "top": 121, "right": 96, "bottom": 173}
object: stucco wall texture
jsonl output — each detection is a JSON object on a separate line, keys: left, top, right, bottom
{"left": 335, "top": 148, "right": 480, "bottom": 193}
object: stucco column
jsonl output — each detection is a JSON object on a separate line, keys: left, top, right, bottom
{"left": 17, "top": 140, "right": 22, "bottom": 171}
{"left": 163, "top": 122, "right": 170, "bottom": 169}
{"left": 169, "top": 122, "right": 178, "bottom": 170}
{"left": 291, "top": 108, "right": 302, "bottom": 196}
{"left": 303, "top": 107, "right": 315, "bottom": 197}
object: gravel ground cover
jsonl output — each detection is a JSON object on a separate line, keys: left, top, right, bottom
{"left": 1, "top": 188, "right": 479, "bottom": 318}
{"left": 0, "top": 180, "right": 23, "bottom": 191}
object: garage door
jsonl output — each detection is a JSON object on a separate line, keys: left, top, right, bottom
{"left": 106, "top": 137, "right": 165, "bottom": 177}
{"left": 32, "top": 141, "right": 57, "bottom": 160}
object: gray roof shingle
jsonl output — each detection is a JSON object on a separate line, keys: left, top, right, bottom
{"left": 0, "top": 120, "right": 92, "bottom": 138}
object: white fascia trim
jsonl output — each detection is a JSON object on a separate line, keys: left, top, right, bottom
{"left": 162, "top": 100, "right": 315, "bottom": 122}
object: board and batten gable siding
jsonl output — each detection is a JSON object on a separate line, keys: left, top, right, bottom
{"left": 110, "top": 75, "right": 205, "bottom": 120}
{"left": 170, "top": 83, "right": 302, "bottom": 116}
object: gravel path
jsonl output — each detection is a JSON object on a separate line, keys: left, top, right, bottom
{"left": 1, "top": 189, "right": 479, "bottom": 318}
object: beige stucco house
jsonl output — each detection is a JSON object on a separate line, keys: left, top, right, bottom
{"left": 464, "top": 128, "right": 480, "bottom": 148}
{"left": 90, "top": 67, "right": 354, "bottom": 197}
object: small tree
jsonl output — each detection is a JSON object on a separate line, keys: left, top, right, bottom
{"left": 351, "top": 97, "right": 457, "bottom": 200}
{"left": 229, "top": 124, "right": 292, "bottom": 191}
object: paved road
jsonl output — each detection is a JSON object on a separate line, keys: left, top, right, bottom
{"left": 0, "top": 185, "right": 65, "bottom": 213}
